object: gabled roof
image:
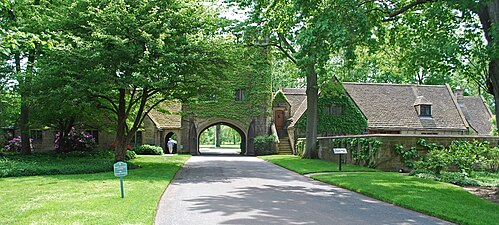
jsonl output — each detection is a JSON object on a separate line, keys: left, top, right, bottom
{"left": 281, "top": 88, "right": 307, "bottom": 127}
{"left": 461, "top": 96, "right": 493, "bottom": 135}
{"left": 147, "top": 102, "right": 182, "bottom": 129}
{"left": 343, "top": 83, "right": 468, "bottom": 131}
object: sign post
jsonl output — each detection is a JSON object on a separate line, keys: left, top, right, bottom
{"left": 333, "top": 148, "right": 348, "bottom": 171}
{"left": 113, "top": 161, "right": 128, "bottom": 198}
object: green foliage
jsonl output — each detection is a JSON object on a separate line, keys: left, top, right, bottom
{"left": 272, "top": 90, "right": 288, "bottom": 104}
{"left": 125, "top": 150, "right": 137, "bottom": 160}
{"left": 394, "top": 144, "right": 420, "bottom": 168}
{"left": 133, "top": 144, "right": 163, "bottom": 155}
{"left": 331, "top": 138, "right": 382, "bottom": 168}
{"left": 295, "top": 140, "right": 305, "bottom": 156}
{"left": 200, "top": 125, "right": 241, "bottom": 145}
{"left": 0, "top": 152, "right": 116, "bottom": 177}
{"left": 296, "top": 82, "right": 367, "bottom": 135}
{"left": 254, "top": 135, "right": 276, "bottom": 156}
{"left": 187, "top": 46, "right": 271, "bottom": 123}
{"left": 416, "top": 140, "right": 499, "bottom": 175}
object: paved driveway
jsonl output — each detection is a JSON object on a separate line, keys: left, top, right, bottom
{"left": 155, "top": 156, "right": 452, "bottom": 225}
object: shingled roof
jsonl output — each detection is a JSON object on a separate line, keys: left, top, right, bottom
{"left": 281, "top": 88, "right": 307, "bottom": 127}
{"left": 343, "top": 83, "right": 469, "bottom": 132}
{"left": 147, "top": 102, "right": 182, "bottom": 129}
{"left": 461, "top": 96, "right": 493, "bottom": 135}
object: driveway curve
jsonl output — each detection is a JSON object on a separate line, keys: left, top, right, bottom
{"left": 155, "top": 155, "right": 452, "bottom": 225}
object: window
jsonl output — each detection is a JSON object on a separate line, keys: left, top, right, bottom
{"left": 85, "top": 130, "right": 99, "bottom": 144}
{"left": 420, "top": 105, "right": 432, "bottom": 117}
{"left": 130, "top": 131, "right": 143, "bottom": 146}
{"left": 30, "top": 130, "right": 43, "bottom": 141}
{"left": 325, "top": 104, "right": 343, "bottom": 116}
{"left": 235, "top": 89, "right": 246, "bottom": 101}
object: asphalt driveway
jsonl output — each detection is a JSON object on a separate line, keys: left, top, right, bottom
{"left": 155, "top": 155, "right": 452, "bottom": 225}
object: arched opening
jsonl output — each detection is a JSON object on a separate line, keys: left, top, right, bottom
{"left": 165, "top": 132, "right": 178, "bottom": 154}
{"left": 198, "top": 123, "right": 246, "bottom": 155}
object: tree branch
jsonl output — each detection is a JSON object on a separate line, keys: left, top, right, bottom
{"left": 95, "top": 95, "right": 118, "bottom": 113}
{"left": 382, "top": 0, "right": 437, "bottom": 22}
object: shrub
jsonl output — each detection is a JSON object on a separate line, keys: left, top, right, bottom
{"left": 3, "top": 137, "right": 33, "bottom": 152}
{"left": 296, "top": 140, "right": 305, "bottom": 156}
{"left": 133, "top": 144, "right": 163, "bottom": 155}
{"left": 55, "top": 128, "right": 97, "bottom": 152}
{"left": 394, "top": 144, "right": 420, "bottom": 169}
{"left": 125, "top": 150, "right": 137, "bottom": 160}
{"left": 254, "top": 135, "right": 276, "bottom": 156}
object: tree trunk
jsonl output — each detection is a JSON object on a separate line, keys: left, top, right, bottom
{"left": 114, "top": 89, "right": 127, "bottom": 162}
{"left": 215, "top": 124, "right": 221, "bottom": 147}
{"left": 303, "top": 64, "right": 318, "bottom": 158}
{"left": 478, "top": 0, "right": 499, "bottom": 133}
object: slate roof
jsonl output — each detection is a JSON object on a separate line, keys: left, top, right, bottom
{"left": 281, "top": 88, "right": 307, "bottom": 127}
{"left": 461, "top": 96, "right": 493, "bottom": 135}
{"left": 342, "top": 83, "right": 469, "bottom": 131}
{"left": 147, "top": 102, "right": 182, "bottom": 129}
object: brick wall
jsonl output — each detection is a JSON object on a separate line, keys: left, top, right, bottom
{"left": 315, "top": 134, "right": 499, "bottom": 171}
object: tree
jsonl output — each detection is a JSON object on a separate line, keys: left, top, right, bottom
{"left": 0, "top": 0, "right": 51, "bottom": 154}
{"left": 230, "top": 0, "right": 383, "bottom": 158}
{"left": 43, "top": 0, "right": 237, "bottom": 161}
{"left": 378, "top": 0, "right": 498, "bottom": 128}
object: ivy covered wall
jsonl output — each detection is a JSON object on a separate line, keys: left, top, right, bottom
{"left": 185, "top": 47, "right": 272, "bottom": 125}
{"left": 296, "top": 81, "right": 367, "bottom": 135}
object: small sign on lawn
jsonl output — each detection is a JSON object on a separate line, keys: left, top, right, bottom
{"left": 114, "top": 161, "right": 128, "bottom": 177}
{"left": 113, "top": 161, "right": 128, "bottom": 198}
{"left": 333, "top": 148, "right": 348, "bottom": 154}
{"left": 332, "top": 148, "right": 348, "bottom": 172}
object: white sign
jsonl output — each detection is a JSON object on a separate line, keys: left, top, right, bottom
{"left": 333, "top": 148, "right": 348, "bottom": 154}
{"left": 114, "top": 162, "right": 128, "bottom": 177}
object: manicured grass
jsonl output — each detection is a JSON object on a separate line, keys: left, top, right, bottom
{"left": 0, "top": 155, "right": 190, "bottom": 225}
{"left": 0, "top": 152, "right": 116, "bottom": 177}
{"left": 261, "top": 155, "right": 498, "bottom": 225}
{"left": 313, "top": 173, "right": 499, "bottom": 225}
{"left": 258, "top": 155, "right": 378, "bottom": 174}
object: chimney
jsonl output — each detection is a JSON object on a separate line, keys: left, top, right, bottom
{"left": 455, "top": 86, "right": 464, "bottom": 107}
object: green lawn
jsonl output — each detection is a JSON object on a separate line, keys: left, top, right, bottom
{"left": 0, "top": 154, "right": 190, "bottom": 225}
{"left": 260, "top": 155, "right": 499, "bottom": 225}
{"left": 259, "top": 155, "right": 378, "bottom": 174}
{"left": 0, "top": 152, "right": 116, "bottom": 177}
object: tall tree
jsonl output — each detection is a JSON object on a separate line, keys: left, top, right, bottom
{"left": 379, "top": 0, "right": 498, "bottom": 127}
{"left": 230, "top": 0, "right": 382, "bottom": 158}
{"left": 0, "top": 0, "right": 50, "bottom": 154}
{"left": 44, "top": 0, "right": 237, "bottom": 161}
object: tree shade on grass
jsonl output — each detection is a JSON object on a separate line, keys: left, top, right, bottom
{"left": 258, "top": 155, "right": 378, "bottom": 174}
{"left": 260, "top": 155, "right": 499, "bottom": 225}
{"left": 0, "top": 155, "right": 189, "bottom": 225}
{"left": 312, "top": 173, "right": 499, "bottom": 225}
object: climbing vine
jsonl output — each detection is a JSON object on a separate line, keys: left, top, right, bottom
{"left": 331, "top": 137, "right": 382, "bottom": 168}
{"left": 296, "top": 81, "right": 367, "bottom": 135}
{"left": 186, "top": 47, "right": 272, "bottom": 123}
{"left": 272, "top": 90, "right": 288, "bottom": 105}
{"left": 394, "top": 144, "right": 420, "bottom": 168}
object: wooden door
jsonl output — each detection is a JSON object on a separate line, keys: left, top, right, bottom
{"left": 274, "top": 110, "right": 285, "bottom": 130}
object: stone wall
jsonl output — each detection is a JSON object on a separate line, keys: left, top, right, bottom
{"left": 315, "top": 134, "right": 499, "bottom": 171}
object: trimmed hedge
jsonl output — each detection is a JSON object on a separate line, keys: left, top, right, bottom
{"left": 254, "top": 135, "right": 276, "bottom": 156}
{"left": 133, "top": 145, "right": 163, "bottom": 155}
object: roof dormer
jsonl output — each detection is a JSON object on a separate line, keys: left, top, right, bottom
{"left": 414, "top": 96, "right": 432, "bottom": 118}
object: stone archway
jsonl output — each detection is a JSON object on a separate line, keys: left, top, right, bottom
{"left": 198, "top": 122, "right": 246, "bottom": 155}
{"left": 196, "top": 120, "right": 248, "bottom": 155}
{"left": 188, "top": 118, "right": 251, "bottom": 155}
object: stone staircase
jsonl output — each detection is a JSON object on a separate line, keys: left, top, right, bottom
{"left": 277, "top": 137, "right": 293, "bottom": 155}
